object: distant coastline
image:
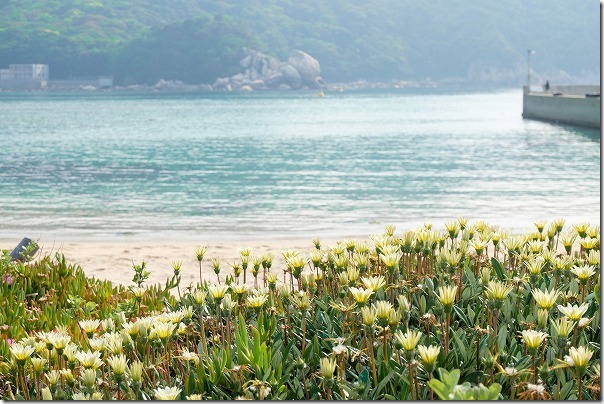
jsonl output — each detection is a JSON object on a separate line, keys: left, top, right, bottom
{"left": 0, "top": 77, "right": 518, "bottom": 94}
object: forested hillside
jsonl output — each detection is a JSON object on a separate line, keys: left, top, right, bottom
{"left": 0, "top": 0, "right": 598, "bottom": 85}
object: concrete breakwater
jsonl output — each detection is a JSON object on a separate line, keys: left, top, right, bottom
{"left": 522, "top": 85, "right": 600, "bottom": 128}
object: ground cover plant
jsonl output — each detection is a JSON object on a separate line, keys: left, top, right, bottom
{"left": 0, "top": 218, "right": 600, "bottom": 400}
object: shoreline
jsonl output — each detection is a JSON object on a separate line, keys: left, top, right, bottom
{"left": 2, "top": 217, "right": 597, "bottom": 287}
{"left": 1, "top": 237, "right": 347, "bottom": 287}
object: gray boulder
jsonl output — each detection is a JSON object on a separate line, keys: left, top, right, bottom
{"left": 279, "top": 64, "right": 303, "bottom": 89}
{"left": 287, "top": 50, "right": 321, "bottom": 85}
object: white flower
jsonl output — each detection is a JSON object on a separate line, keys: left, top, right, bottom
{"left": 504, "top": 367, "right": 518, "bottom": 376}
{"left": 527, "top": 383, "right": 545, "bottom": 394}
{"left": 332, "top": 344, "right": 348, "bottom": 355}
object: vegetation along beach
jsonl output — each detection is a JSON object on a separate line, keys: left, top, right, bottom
{"left": 0, "top": 0, "right": 600, "bottom": 401}
{"left": 0, "top": 220, "right": 601, "bottom": 399}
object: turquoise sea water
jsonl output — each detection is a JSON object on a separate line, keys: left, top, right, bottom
{"left": 0, "top": 89, "right": 600, "bottom": 241}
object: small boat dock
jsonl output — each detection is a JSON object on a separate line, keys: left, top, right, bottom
{"left": 522, "top": 85, "right": 600, "bottom": 129}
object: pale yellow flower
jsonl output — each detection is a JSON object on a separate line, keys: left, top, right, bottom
{"left": 375, "top": 300, "right": 394, "bottom": 323}
{"left": 360, "top": 275, "right": 386, "bottom": 292}
{"left": 286, "top": 255, "right": 307, "bottom": 272}
{"left": 301, "top": 273, "right": 316, "bottom": 290}
{"left": 319, "top": 357, "right": 336, "bottom": 379}
{"left": 531, "top": 288, "right": 561, "bottom": 310}
{"left": 30, "top": 357, "right": 47, "bottom": 373}
{"left": 586, "top": 225, "right": 600, "bottom": 240}
{"left": 573, "top": 223, "right": 590, "bottom": 238}
{"left": 346, "top": 267, "right": 360, "bottom": 283}
{"left": 10, "top": 343, "right": 35, "bottom": 365}
{"left": 570, "top": 265, "right": 596, "bottom": 282}
{"left": 525, "top": 257, "right": 545, "bottom": 276}
{"left": 60, "top": 368, "right": 75, "bottom": 384}
{"left": 246, "top": 294, "right": 268, "bottom": 309}
{"left": 194, "top": 245, "right": 207, "bottom": 261}
{"left": 105, "top": 337, "right": 123, "bottom": 356}
{"left": 586, "top": 250, "right": 600, "bottom": 267}
{"left": 337, "top": 272, "right": 349, "bottom": 286}
{"left": 484, "top": 280, "right": 513, "bottom": 301}
{"left": 192, "top": 288, "right": 207, "bottom": 305}
{"left": 537, "top": 309, "right": 549, "bottom": 329}
{"left": 81, "top": 368, "right": 97, "bottom": 388}
{"left": 561, "top": 232, "right": 577, "bottom": 251}
{"left": 266, "top": 272, "right": 278, "bottom": 285}
{"left": 393, "top": 329, "right": 422, "bottom": 352}
{"left": 380, "top": 252, "right": 402, "bottom": 270}
{"left": 165, "top": 310, "right": 185, "bottom": 324}
{"left": 46, "top": 370, "right": 61, "bottom": 386}
{"left": 521, "top": 330, "right": 547, "bottom": 354}
{"left": 568, "top": 346, "right": 594, "bottom": 376}
{"left": 131, "top": 286, "right": 146, "bottom": 298}
{"left": 230, "top": 283, "right": 248, "bottom": 297}
{"left": 361, "top": 306, "right": 376, "bottom": 327}
{"left": 123, "top": 321, "right": 141, "bottom": 338}
{"left": 152, "top": 322, "right": 177, "bottom": 341}
{"left": 418, "top": 344, "right": 441, "bottom": 366}
{"left": 552, "top": 218, "right": 565, "bottom": 233}
{"left": 551, "top": 317, "right": 575, "bottom": 339}
{"left": 557, "top": 303, "right": 589, "bottom": 321}
{"left": 79, "top": 319, "right": 101, "bottom": 336}
{"left": 41, "top": 387, "right": 53, "bottom": 400}
{"left": 534, "top": 220, "right": 547, "bottom": 233}
{"left": 277, "top": 285, "right": 290, "bottom": 299}
{"left": 101, "top": 318, "right": 115, "bottom": 333}
{"left": 154, "top": 386, "right": 182, "bottom": 400}
{"left": 444, "top": 220, "right": 460, "bottom": 238}
{"left": 349, "top": 287, "right": 373, "bottom": 306}
{"left": 208, "top": 284, "right": 229, "bottom": 301}
{"left": 472, "top": 238, "right": 489, "bottom": 255}
{"left": 107, "top": 353, "right": 128, "bottom": 376}
{"left": 88, "top": 336, "right": 106, "bottom": 352}
{"left": 180, "top": 306, "right": 194, "bottom": 320}
{"left": 76, "top": 349, "right": 104, "bottom": 370}
{"left": 309, "top": 250, "right": 323, "bottom": 267}
{"left": 291, "top": 292, "right": 312, "bottom": 311}
{"left": 580, "top": 237, "right": 598, "bottom": 251}
{"left": 129, "top": 361, "right": 144, "bottom": 383}
{"left": 333, "top": 254, "right": 349, "bottom": 271}
{"left": 527, "top": 240, "right": 544, "bottom": 254}
{"left": 457, "top": 217, "right": 469, "bottom": 230}
{"left": 436, "top": 285, "right": 458, "bottom": 310}
{"left": 48, "top": 332, "right": 71, "bottom": 352}
{"left": 440, "top": 249, "right": 462, "bottom": 268}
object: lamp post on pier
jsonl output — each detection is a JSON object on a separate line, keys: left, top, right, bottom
{"left": 527, "top": 49, "right": 535, "bottom": 91}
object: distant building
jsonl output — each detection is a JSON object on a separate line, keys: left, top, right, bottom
{"left": 0, "top": 64, "right": 49, "bottom": 89}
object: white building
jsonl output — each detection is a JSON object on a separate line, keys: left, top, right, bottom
{"left": 0, "top": 64, "right": 49, "bottom": 89}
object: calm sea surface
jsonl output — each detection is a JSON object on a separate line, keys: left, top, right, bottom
{"left": 0, "top": 89, "right": 600, "bottom": 241}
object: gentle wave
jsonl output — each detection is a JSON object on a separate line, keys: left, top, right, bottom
{"left": 0, "top": 89, "right": 599, "bottom": 241}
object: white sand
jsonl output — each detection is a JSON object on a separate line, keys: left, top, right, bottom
{"left": 1, "top": 237, "right": 350, "bottom": 287}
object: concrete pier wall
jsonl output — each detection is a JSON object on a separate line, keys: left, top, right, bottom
{"left": 522, "top": 86, "right": 600, "bottom": 129}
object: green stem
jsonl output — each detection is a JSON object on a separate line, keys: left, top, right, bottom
{"left": 408, "top": 364, "right": 415, "bottom": 400}
{"left": 366, "top": 328, "right": 378, "bottom": 388}
{"left": 444, "top": 312, "right": 451, "bottom": 356}
{"left": 301, "top": 315, "right": 307, "bottom": 355}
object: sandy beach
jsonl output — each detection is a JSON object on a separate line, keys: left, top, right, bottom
{"left": 1, "top": 236, "right": 351, "bottom": 287}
